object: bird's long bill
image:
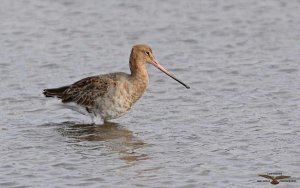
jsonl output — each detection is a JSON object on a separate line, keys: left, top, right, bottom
{"left": 151, "top": 59, "right": 190, "bottom": 89}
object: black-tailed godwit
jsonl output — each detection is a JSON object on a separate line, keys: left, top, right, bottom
{"left": 43, "top": 44, "right": 190, "bottom": 122}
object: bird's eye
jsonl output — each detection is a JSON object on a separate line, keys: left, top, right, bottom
{"left": 145, "top": 51, "right": 150, "bottom": 56}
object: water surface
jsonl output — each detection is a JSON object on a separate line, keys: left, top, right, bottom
{"left": 0, "top": 0, "right": 299, "bottom": 187}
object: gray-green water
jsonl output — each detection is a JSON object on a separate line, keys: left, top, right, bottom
{"left": 0, "top": 0, "right": 299, "bottom": 187}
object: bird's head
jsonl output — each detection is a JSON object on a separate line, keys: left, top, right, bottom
{"left": 130, "top": 44, "right": 190, "bottom": 89}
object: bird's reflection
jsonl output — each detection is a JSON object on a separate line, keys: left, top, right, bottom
{"left": 56, "top": 121, "right": 148, "bottom": 162}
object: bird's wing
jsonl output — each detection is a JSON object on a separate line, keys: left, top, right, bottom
{"left": 258, "top": 175, "right": 274, "bottom": 180}
{"left": 275, "top": 176, "right": 290, "bottom": 180}
{"left": 61, "top": 74, "right": 116, "bottom": 106}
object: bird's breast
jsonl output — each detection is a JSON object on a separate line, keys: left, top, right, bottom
{"left": 116, "top": 79, "right": 148, "bottom": 109}
{"left": 93, "top": 78, "right": 148, "bottom": 120}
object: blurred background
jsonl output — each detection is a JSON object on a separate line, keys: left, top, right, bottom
{"left": 0, "top": 0, "right": 299, "bottom": 187}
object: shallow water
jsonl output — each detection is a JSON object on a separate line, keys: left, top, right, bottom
{"left": 0, "top": 0, "right": 300, "bottom": 187}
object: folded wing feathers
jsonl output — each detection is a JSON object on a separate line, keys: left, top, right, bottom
{"left": 43, "top": 74, "right": 117, "bottom": 106}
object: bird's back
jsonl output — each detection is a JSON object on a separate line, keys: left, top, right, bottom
{"left": 43, "top": 72, "right": 148, "bottom": 120}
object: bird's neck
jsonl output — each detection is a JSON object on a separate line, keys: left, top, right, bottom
{"left": 129, "top": 56, "right": 148, "bottom": 78}
{"left": 129, "top": 59, "right": 149, "bottom": 92}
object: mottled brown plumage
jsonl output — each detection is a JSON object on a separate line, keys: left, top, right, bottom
{"left": 62, "top": 74, "right": 117, "bottom": 105}
{"left": 43, "top": 44, "right": 189, "bottom": 122}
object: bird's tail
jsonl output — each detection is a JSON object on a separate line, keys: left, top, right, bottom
{"left": 43, "top": 86, "right": 69, "bottom": 98}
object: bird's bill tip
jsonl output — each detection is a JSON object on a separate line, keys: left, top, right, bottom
{"left": 151, "top": 59, "right": 190, "bottom": 89}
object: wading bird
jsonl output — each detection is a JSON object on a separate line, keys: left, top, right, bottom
{"left": 43, "top": 44, "right": 190, "bottom": 123}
